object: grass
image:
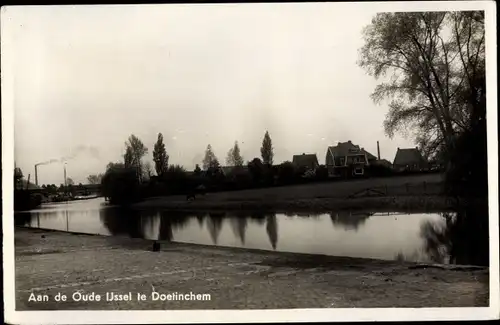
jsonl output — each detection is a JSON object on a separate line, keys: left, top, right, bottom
{"left": 134, "top": 173, "right": 448, "bottom": 211}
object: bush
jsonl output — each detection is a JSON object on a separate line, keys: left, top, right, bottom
{"left": 366, "top": 163, "right": 394, "bottom": 177}
{"left": 277, "top": 161, "right": 295, "bottom": 184}
{"left": 315, "top": 165, "right": 329, "bottom": 180}
{"left": 101, "top": 166, "right": 140, "bottom": 205}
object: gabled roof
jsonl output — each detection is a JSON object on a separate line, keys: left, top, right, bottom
{"left": 327, "top": 141, "right": 376, "bottom": 159}
{"left": 362, "top": 149, "right": 378, "bottom": 161}
{"left": 292, "top": 153, "right": 319, "bottom": 167}
{"left": 393, "top": 148, "right": 426, "bottom": 166}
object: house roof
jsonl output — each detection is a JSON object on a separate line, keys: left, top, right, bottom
{"left": 328, "top": 141, "right": 377, "bottom": 159}
{"left": 292, "top": 154, "right": 319, "bottom": 167}
{"left": 393, "top": 148, "right": 426, "bottom": 166}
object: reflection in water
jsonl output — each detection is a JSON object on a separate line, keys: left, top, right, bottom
{"left": 420, "top": 204, "right": 489, "bottom": 266}
{"left": 100, "top": 208, "right": 143, "bottom": 238}
{"left": 249, "top": 211, "right": 266, "bottom": 225}
{"left": 17, "top": 197, "right": 487, "bottom": 265}
{"left": 266, "top": 214, "right": 278, "bottom": 250}
{"left": 207, "top": 213, "right": 225, "bottom": 244}
{"left": 329, "top": 211, "right": 374, "bottom": 231}
{"left": 229, "top": 217, "right": 248, "bottom": 245}
{"left": 195, "top": 214, "right": 205, "bottom": 228}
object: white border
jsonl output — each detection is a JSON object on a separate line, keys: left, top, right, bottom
{"left": 2, "top": 1, "right": 498, "bottom": 324}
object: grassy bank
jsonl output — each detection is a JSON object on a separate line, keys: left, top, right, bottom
{"left": 134, "top": 195, "right": 458, "bottom": 212}
{"left": 131, "top": 173, "right": 448, "bottom": 212}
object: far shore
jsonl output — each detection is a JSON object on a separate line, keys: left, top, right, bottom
{"left": 132, "top": 196, "right": 461, "bottom": 213}
{"left": 127, "top": 173, "right": 457, "bottom": 212}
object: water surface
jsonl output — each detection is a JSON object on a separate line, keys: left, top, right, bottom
{"left": 15, "top": 197, "right": 451, "bottom": 264}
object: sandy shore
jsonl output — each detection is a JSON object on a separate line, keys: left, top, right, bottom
{"left": 15, "top": 227, "right": 488, "bottom": 310}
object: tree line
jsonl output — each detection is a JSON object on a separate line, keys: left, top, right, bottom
{"left": 100, "top": 130, "right": 336, "bottom": 204}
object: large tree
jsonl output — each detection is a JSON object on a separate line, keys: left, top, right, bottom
{"left": 260, "top": 131, "right": 274, "bottom": 165}
{"left": 226, "top": 141, "right": 244, "bottom": 166}
{"left": 153, "top": 133, "right": 169, "bottom": 177}
{"left": 124, "top": 134, "right": 148, "bottom": 182}
{"left": 358, "top": 11, "right": 485, "bottom": 160}
{"left": 202, "top": 144, "right": 220, "bottom": 170}
{"left": 87, "top": 174, "right": 103, "bottom": 184}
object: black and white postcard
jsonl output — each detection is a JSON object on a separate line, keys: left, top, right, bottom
{"left": 2, "top": 1, "right": 498, "bottom": 323}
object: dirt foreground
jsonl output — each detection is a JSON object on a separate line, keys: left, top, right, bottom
{"left": 14, "top": 227, "right": 488, "bottom": 310}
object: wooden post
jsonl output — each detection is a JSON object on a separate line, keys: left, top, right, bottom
{"left": 423, "top": 181, "right": 427, "bottom": 195}
{"left": 405, "top": 183, "right": 409, "bottom": 194}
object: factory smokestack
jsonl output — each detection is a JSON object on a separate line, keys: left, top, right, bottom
{"left": 377, "top": 141, "right": 381, "bottom": 160}
{"left": 35, "top": 164, "right": 39, "bottom": 186}
{"left": 64, "top": 164, "right": 67, "bottom": 187}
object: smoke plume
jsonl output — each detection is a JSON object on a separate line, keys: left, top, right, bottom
{"left": 36, "top": 145, "right": 101, "bottom": 166}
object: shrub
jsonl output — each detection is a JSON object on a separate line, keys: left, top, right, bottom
{"left": 277, "top": 161, "right": 295, "bottom": 184}
{"left": 101, "top": 166, "right": 140, "bottom": 205}
{"left": 315, "top": 165, "right": 329, "bottom": 180}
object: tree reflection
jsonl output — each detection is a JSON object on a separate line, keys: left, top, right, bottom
{"left": 157, "top": 211, "right": 191, "bottom": 241}
{"left": 329, "top": 211, "right": 374, "bottom": 231}
{"left": 195, "top": 214, "right": 205, "bottom": 228}
{"left": 229, "top": 216, "right": 248, "bottom": 245}
{"left": 249, "top": 211, "right": 266, "bottom": 225}
{"left": 420, "top": 203, "right": 489, "bottom": 266}
{"left": 265, "top": 213, "right": 278, "bottom": 250}
{"left": 207, "top": 213, "right": 225, "bottom": 244}
{"left": 100, "top": 207, "right": 144, "bottom": 238}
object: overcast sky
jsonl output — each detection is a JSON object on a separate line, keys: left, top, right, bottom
{"left": 6, "top": 3, "right": 420, "bottom": 185}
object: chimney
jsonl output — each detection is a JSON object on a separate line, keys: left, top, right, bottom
{"left": 35, "top": 164, "right": 39, "bottom": 187}
{"left": 64, "top": 164, "right": 67, "bottom": 187}
{"left": 377, "top": 141, "right": 381, "bottom": 160}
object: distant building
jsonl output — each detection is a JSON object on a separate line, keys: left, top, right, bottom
{"left": 325, "top": 140, "right": 377, "bottom": 177}
{"left": 292, "top": 153, "right": 319, "bottom": 171}
{"left": 393, "top": 147, "right": 428, "bottom": 171}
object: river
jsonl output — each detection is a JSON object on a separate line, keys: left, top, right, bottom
{"left": 14, "top": 197, "right": 453, "bottom": 264}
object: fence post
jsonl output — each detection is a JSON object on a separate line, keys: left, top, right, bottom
{"left": 405, "top": 183, "right": 409, "bottom": 194}
{"left": 423, "top": 181, "right": 427, "bottom": 195}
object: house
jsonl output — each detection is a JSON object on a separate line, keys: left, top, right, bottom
{"left": 325, "top": 140, "right": 377, "bottom": 177}
{"left": 393, "top": 147, "right": 428, "bottom": 171}
{"left": 292, "top": 153, "right": 319, "bottom": 171}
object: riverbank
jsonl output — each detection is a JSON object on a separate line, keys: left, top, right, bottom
{"left": 134, "top": 195, "right": 459, "bottom": 212}
{"left": 15, "top": 227, "right": 488, "bottom": 309}
{"left": 132, "top": 174, "right": 451, "bottom": 212}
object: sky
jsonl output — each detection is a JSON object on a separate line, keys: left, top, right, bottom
{"left": 5, "top": 3, "right": 419, "bottom": 185}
